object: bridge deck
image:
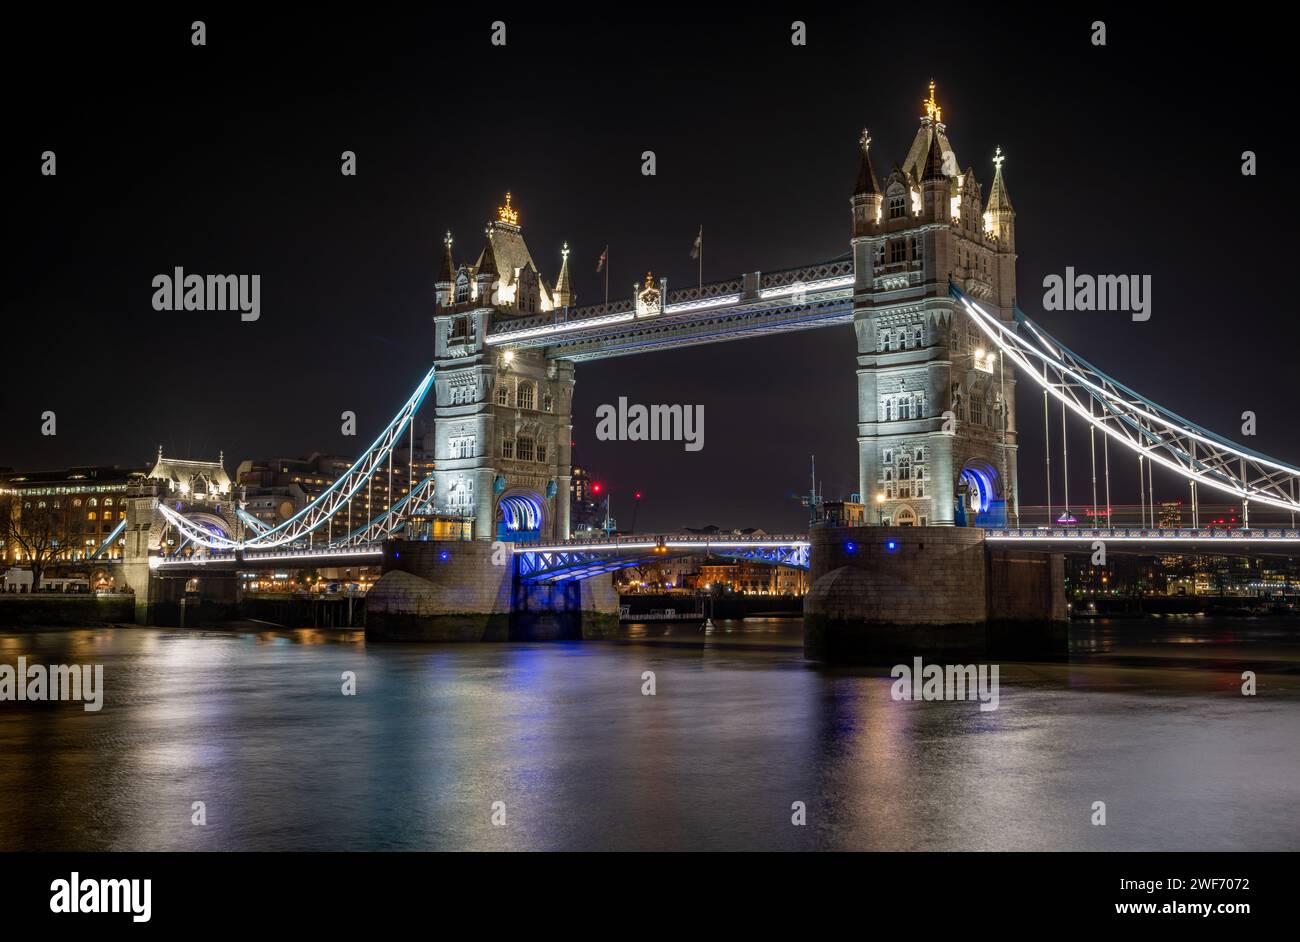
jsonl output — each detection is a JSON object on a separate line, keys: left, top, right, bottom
{"left": 484, "top": 260, "right": 856, "bottom": 361}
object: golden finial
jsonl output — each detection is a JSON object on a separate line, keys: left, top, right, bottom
{"left": 923, "top": 79, "right": 942, "bottom": 124}
{"left": 860, "top": 128, "right": 871, "bottom": 151}
{"left": 497, "top": 191, "right": 519, "bottom": 226}
{"left": 993, "top": 146, "right": 1005, "bottom": 171}
{"left": 562, "top": 241, "right": 570, "bottom": 260}
{"left": 644, "top": 271, "right": 655, "bottom": 289}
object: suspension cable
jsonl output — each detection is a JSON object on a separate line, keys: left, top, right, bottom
{"left": 1089, "top": 401, "right": 1098, "bottom": 527}
{"left": 1043, "top": 378, "right": 1052, "bottom": 528}
{"left": 1061, "top": 397, "right": 1069, "bottom": 518}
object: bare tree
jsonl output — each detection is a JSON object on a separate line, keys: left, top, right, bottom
{"left": 0, "top": 495, "right": 78, "bottom": 589}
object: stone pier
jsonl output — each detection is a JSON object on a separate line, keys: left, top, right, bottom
{"left": 364, "top": 539, "right": 619, "bottom": 642}
{"left": 803, "top": 526, "right": 1067, "bottom": 662}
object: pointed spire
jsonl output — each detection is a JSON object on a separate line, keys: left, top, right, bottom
{"left": 853, "top": 128, "right": 881, "bottom": 196}
{"left": 476, "top": 231, "right": 499, "bottom": 278}
{"left": 438, "top": 231, "right": 456, "bottom": 282}
{"left": 922, "top": 127, "right": 946, "bottom": 182}
{"left": 554, "top": 242, "right": 574, "bottom": 306}
{"left": 986, "top": 146, "right": 1014, "bottom": 213}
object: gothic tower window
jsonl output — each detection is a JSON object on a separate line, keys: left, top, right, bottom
{"left": 495, "top": 381, "right": 510, "bottom": 406}
{"left": 516, "top": 382, "right": 535, "bottom": 410}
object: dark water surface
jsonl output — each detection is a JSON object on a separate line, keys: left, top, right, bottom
{"left": 1, "top": 617, "right": 1298, "bottom": 851}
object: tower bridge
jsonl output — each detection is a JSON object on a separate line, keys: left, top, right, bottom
{"left": 82, "top": 82, "right": 1300, "bottom": 656}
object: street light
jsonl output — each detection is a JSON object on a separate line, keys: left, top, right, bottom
{"left": 876, "top": 492, "right": 886, "bottom": 525}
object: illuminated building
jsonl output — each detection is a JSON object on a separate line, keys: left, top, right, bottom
{"left": 853, "top": 82, "right": 1020, "bottom": 528}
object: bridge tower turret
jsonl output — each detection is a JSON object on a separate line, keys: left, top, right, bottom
{"left": 432, "top": 194, "right": 575, "bottom": 543}
{"left": 851, "top": 82, "right": 1020, "bottom": 528}
{"left": 435, "top": 231, "right": 456, "bottom": 308}
{"left": 850, "top": 129, "right": 883, "bottom": 238}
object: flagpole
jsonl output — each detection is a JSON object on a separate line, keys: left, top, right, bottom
{"left": 604, "top": 248, "right": 609, "bottom": 305}
{"left": 698, "top": 226, "right": 702, "bottom": 292}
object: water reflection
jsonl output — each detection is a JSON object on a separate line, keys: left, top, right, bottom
{"left": 0, "top": 619, "right": 1297, "bottom": 850}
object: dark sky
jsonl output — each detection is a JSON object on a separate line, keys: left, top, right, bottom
{"left": 3, "top": 10, "right": 1294, "bottom": 533}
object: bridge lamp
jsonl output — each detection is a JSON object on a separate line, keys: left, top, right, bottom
{"left": 438, "top": 549, "right": 451, "bottom": 562}
{"left": 845, "top": 540, "right": 857, "bottom": 554}
{"left": 885, "top": 539, "right": 899, "bottom": 553}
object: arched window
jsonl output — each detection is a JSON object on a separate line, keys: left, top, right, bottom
{"left": 88, "top": 498, "right": 98, "bottom": 507}
{"left": 87, "top": 512, "right": 97, "bottom": 521}
{"left": 495, "top": 382, "right": 510, "bottom": 406}
{"left": 516, "top": 383, "right": 535, "bottom": 410}
{"left": 103, "top": 498, "right": 113, "bottom": 507}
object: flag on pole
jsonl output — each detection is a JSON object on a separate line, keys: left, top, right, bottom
{"left": 689, "top": 226, "right": 702, "bottom": 260}
{"left": 596, "top": 246, "right": 608, "bottom": 272}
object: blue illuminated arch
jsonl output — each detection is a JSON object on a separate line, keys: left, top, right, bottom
{"left": 959, "top": 464, "right": 997, "bottom": 514}
{"left": 497, "top": 492, "right": 545, "bottom": 542}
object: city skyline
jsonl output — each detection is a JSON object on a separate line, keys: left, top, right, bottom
{"left": 4, "top": 12, "right": 1293, "bottom": 534}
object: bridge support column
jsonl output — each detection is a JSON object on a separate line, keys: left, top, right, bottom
{"left": 803, "top": 526, "right": 1066, "bottom": 662}
{"left": 364, "top": 539, "right": 618, "bottom": 641}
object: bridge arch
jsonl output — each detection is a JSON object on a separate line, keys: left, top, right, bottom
{"left": 959, "top": 460, "right": 999, "bottom": 514}
{"left": 496, "top": 489, "right": 545, "bottom": 543}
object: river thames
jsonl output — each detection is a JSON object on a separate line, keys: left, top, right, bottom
{"left": 1, "top": 617, "right": 1298, "bottom": 851}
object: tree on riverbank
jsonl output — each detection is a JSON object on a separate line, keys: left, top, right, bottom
{"left": 0, "top": 496, "right": 79, "bottom": 589}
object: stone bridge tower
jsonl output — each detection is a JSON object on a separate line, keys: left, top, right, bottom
{"left": 850, "top": 82, "right": 1020, "bottom": 527}
{"left": 432, "top": 195, "right": 575, "bottom": 543}
{"left": 118, "top": 450, "right": 244, "bottom": 623}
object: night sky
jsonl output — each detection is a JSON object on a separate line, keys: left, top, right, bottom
{"left": 4, "top": 11, "right": 1294, "bottom": 533}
